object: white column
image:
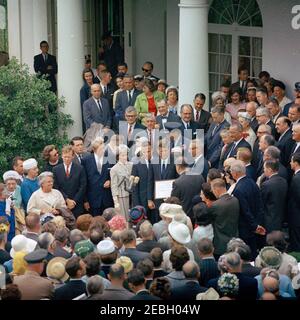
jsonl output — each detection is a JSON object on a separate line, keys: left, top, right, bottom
{"left": 7, "top": 0, "right": 21, "bottom": 60}
{"left": 178, "top": 0, "right": 209, "bottom": 110}
{"left": 57, "top": 0, "right": 84, "bottom": 137}
{"left": 7, "top": 0, "right": 48, "bottom": 71}
{"left": 124, "top": 0, "right": 134, "bottom": 72}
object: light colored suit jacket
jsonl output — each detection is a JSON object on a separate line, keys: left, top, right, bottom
{"left": 13, "top": 271, "right": 54, "bottom": 300}
{"left": 110, "top": 162, "right": 133, "bottom": 198}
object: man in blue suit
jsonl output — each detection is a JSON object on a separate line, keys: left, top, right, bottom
{"left": 230, "top": 160, "right": 266, "bottom": 259}
{"left": 81, "top": 137, "right": 113, "bottom": 216}
{"left": 132, "top": 142, "right": 152, "bottom": 214}
{"left": 83, "top": 84, "right": 112, "bottom": 131}
{"left": 114, "top": 74, "right": 142, "bottom": 123}
{"left": 222, "top": 123, "right": 252, "bottom": 161}
{"left": 205, "top": 107, "right": 230, "bottom": 168}
{"left": 34, "top": 41, "right": 58, "bottom": 93}
{"left": 156, "top": 99, "right": 181, "bottom": 130}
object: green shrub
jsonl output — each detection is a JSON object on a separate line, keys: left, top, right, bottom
{"left": 0, "top": 58, "right": 73, "bottom": 177}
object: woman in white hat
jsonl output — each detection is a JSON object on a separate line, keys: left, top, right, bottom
{"left": 20, "top": 158, "right": 39, "bottom": 211}
{"left": 161, "top": 220, "right": 195, "bottom": 273}
{"left": 27, "top": 172, "right": 67, "bottom": 217}
{"left": 238, "top": 111, "right": 256, "bottom": 149}
{"left": 46, "top": 256, "right": 69, "bottom": 289}
{"left": 3, "top": 171, "right": 25, "bottom": 234}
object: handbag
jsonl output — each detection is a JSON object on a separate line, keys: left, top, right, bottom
{"left": 57, "top": 207, "right": 76, "bottom": 230}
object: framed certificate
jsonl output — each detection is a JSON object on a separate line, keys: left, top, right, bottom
{"left": 155, "top": 180, "right": 175, "bottom": 200}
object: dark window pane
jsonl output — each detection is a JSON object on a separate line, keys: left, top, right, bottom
{"left": 209, "top": 54, "right": 219, "bottom": 73}
{"left": 220, "top": 34, "right": 232, "bottom": 54}
{"left": 239, "top": 36, "right": 250, "bottom": 56}
{"left": 239, "top": 56, "right": 250, "bottom": 71}
{"left": 209, "top": 33, "right": 219, "bottom": 53}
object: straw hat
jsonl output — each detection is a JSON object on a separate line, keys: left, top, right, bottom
{"left": 46, "top": 257, "right": 69, "bottom": 282}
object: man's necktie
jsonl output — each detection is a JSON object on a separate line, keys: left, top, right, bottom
{"left": 66, "top": 165, "right": 70, "bottom": 177}
{"left": 148, "top": 130, "right": 152, "bottom": 145}
{"left": 161, "top": 162, "right": 167, "bottom": 178}
{"left": 212, "top": 124, "right": 219, "bottom": 137}
{"left": 227, "top": 142, "right": 236, "bottom": 158}
{"left": 128, "top": 125, "right": 133, "bottom": 140}
{"left": 97, "top": 100, "right": 103, "bottom": 113}
{"left": 103, "top": 86, "right": 107, "bottom": 95}
{"left": 196, "top": 111, "right": 200, "bottom": 122}
{"left": 128, "top": 91, "right": 132, "bottom": 104}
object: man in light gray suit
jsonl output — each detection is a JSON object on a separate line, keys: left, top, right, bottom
{"left": 83, "top": 84, "right": 112, "bottom": 131}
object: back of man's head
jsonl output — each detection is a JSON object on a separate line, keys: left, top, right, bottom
{"left": 137, "top": 259, "right": 154, "bottom": 278}
{"left": 109, "top": 264, "right": 125, "bottom": 282}
{"left": 25, "top": 213, "right": 41, "bottom": 232}
{"left": 150, "top": 247, "right": 163, "bottom": 268}
{"left": 139, "top": 221, "right": 153, "bottom": 240}
{"left": 128, "top": 269, "right": 145, "bottom": 288}
{"left": 182, "top": 261, "right": 200, "bottom": 280}
{"left": 198, "top": 238, "right": 214, "bottom": 256}
{"left": 65, "top": 256, "right": 82, "bottom": 279}
{"left": 120, "top": 229, "right": 136, "bottom": 246}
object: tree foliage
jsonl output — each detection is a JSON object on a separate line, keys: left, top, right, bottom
{"left": 0, "top": 58, "right": 73, "bottom": 176}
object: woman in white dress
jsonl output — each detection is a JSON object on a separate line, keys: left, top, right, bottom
{"left": 110, "top": 145, "right": 138, "bottom": 221}
{"left": 27, "top": 172, "right": 67, "bottom": 217}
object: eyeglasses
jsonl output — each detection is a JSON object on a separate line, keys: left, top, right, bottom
{"left": 142, "top": 68, "right": 151, "bottom": 72}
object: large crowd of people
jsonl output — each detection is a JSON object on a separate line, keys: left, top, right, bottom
{"left": 0, "top": 40, "right": 300, "bottom": 301}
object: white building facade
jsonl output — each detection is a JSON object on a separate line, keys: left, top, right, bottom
{"left": 2, "top": 0, "right": 300, "bottom": 136}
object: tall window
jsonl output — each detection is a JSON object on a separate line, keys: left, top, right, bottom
{"left": 208, "top": 0, "right": 263, "bottom": 99}
{"left": 0, "top": 0, "right": 8, "bottom": 53}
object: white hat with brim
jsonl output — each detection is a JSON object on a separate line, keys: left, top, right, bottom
{"left": 196, "top": 288, "right": 220, "bottom": 300}
{"left": 10, "top": 235, "right": 37, "bottom": 258}
{"left": 3, "top": 171, "right": 20, "bottom": 182}
{"left": 46, "top": 257, "right": 69, "bottom": 282}
{"left": 159, "top": 203, "right": 185, "bottom": 219}
{"left": 23, "top": 158, "right": 38, "bottom": 171}
{"left": 168, "top": 221, "right": 191, "bottom": 245}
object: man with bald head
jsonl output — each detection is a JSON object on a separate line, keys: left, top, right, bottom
{"left": 83, "top": 84, "right": 112, "bottom": 131}
{"left": 171, "top": 261, "right": 207, "bottom": 300}
{"left": 246, "top": 101, "right": 259, "bottom": 132}
{"left": 275, "top": 116, "right": 294, "bottom": 166}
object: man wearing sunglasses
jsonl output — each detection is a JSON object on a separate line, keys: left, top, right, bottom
{"left": 142, "top": 62, "right": 159, "bottom": 82}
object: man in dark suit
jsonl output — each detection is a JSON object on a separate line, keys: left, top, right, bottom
{"left": 128, "top": 269, "right": 161, "bottom": 300}
{"left": 266, "top": 99, "right": 282, "bottom": 140}
{"left": 136, "top": 221, "right": 163, "bottom": 253}
{"left": 180, "top": 104, "right": 201, "bottom": 140}
{"left": 205, "top": 107, "right": 230, "bottom": 168}
{"left": 53, "top": 146, "right": 87, "bottom": 218}
{"left": 81, "top": 137, "right": 113, "bottom": 216}
{"left": 230, "top": 160, "right": 266, "bottom": 258}
{"left": 70, "top": 136, "right": 90, "bottom": 165}
{"left": 260, "top": 160, "right": 288, "bottom": 233}
{"left": 118, "top": 106, "right": 145, "bottom": 149}
{"left": 275, "top": 117, "right": 294, "bottom": 167}
{"left": 98, "top": 31, "right": 123, "bottom": 77}
{"left": 256, "top": 107, "right": 277, "bottom": 138}
{"left": 171, "top": 157, "right": 204, "bottom": 220}
{"left": 288, "top": 154, "right": 300, "bottom": 251}
{"left": 235, "top": 244, "right": 261, "bottom": 278}
{"left": 34, "top": 41, "right": 57, "bottom": 93}
{"left": 187, "top": 139, "right": 209, "bottom": 180}
{"left": 83, "top": 84, "right": 112, "bottom": 131}
{"left": 115, "top": 74, "right": 142, "bottom": 122}
{"left": 207, "top": 252, "right": 258, "bottom": 300}
{"left": 209, "top": 179, "right": 240, "bottom": 257}
{"left": 223, "top": 123, "right": 252, "bottom": 160}
{"left": 96, "top": 70, "right": 115, "bottom": 111}
{"left": 230, "top": 66, "right": 250, "bottom": 100}
{"left": 53, "top": 257, "right": 86, "bottom": 300}
{"left": 246, "top": 101, "right": 259, "bottom": 133}
{"left": 132, "top": 142, "right": 152, "bottom": 216}
{"left": 197, "top": 238, "right": 220, "bottom": 287}
{"left": 193, "top": 93, "right": 212, "bottom": 133}
{"left": 236, "top": 148, "right": 257, "bottom": 181}
{"left": 171, "top": 262, "right": 207, "bottom": 300}
{"left": 148, "top": 140, "right": 178, "bottom": 223}
{"left": 120, "top": 230, "right": 150, "bottom": 266}
{"left": 156, "top": 99, "right": 181, "bottom": 130}
{"left": 256, "top": 134, "right": 276, "bottom": 178}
